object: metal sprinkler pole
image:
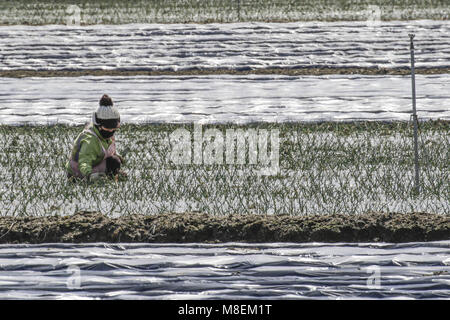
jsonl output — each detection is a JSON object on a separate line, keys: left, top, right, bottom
{"left": 409, "top": 34, "right": 420, "bottom": 195}
{"left": 237, "top": 0, "right": 241, "bottom": 21}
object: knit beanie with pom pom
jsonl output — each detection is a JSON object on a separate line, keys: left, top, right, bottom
{"left": 92, "top": 94, "right": 120, "bottom": 129}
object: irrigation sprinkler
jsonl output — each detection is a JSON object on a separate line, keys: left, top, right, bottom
{"left": 409, "top": 33, "right": 420, "bottom": 195}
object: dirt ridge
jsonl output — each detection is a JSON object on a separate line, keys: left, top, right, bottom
{"left": 0, "top": 211, "right": 448, "bottom": 243}
{"left": 1, "top": 67, "right": 449, "bottom": 78}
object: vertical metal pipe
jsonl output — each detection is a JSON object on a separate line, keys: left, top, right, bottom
{"left": 237, "top": 0, "right": 241, "bottom": 21}
{"left": 409, "top": 34, "right": 420, "bottom": 195}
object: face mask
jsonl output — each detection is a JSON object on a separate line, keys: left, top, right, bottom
{"left": 99, "top": 129, "right": 115, "bottom": 139}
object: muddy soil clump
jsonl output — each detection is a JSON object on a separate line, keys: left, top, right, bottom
{"left": 0, "top": 212, "right": 448, "bottom": 243}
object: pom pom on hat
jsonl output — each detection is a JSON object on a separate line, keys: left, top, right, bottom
{"left": 99, "top": 94, "right": 113, "bottom": 107}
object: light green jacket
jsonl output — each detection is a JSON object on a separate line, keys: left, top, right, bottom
{"left": 66, "top": 125, "right": 113, "bottom": 177}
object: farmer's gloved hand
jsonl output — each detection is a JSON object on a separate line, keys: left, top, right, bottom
{"left": 88, "top": 172, "right": 106, "bottom": 182}
{"left": 106, "top": 156, "right": 122, "bottom": 176}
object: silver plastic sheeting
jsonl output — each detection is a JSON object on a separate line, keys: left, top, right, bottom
{"left": 0, "top": 242, "right": 448, "bottom": 299}
{"left": 0, "top": 21, "right": 449, "bottom": 71}
{"left": 0, "top": 74, "right": 449, "bottom": 125}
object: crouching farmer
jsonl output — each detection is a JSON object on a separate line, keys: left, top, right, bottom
{"left": 66, "top": 94, "right": 125, "bottom": 181}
